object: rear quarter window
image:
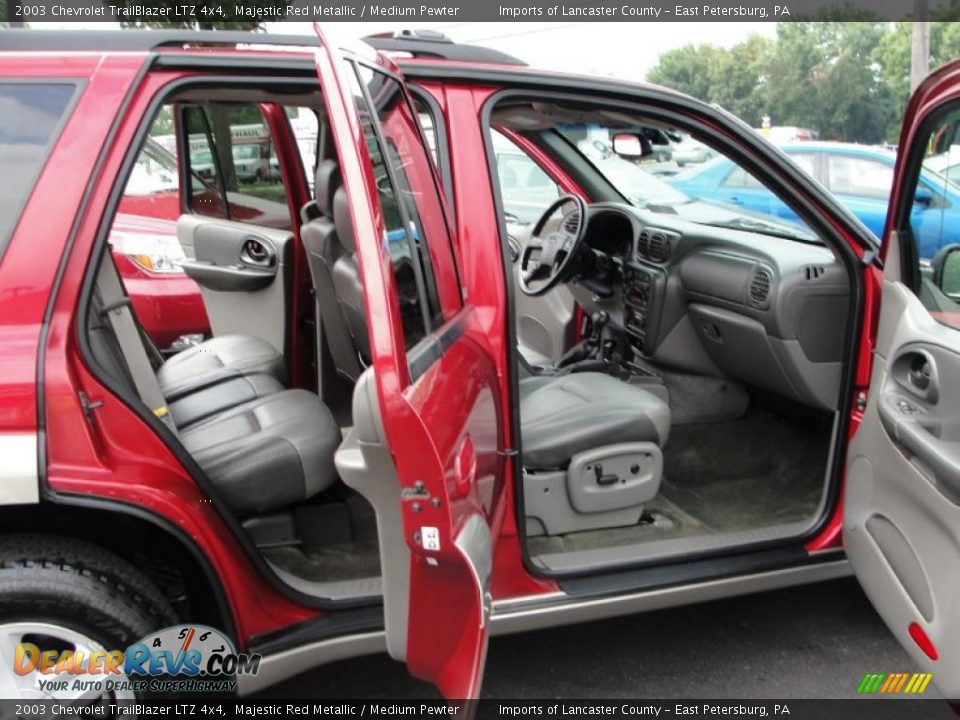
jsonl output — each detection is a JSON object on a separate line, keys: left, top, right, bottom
{"left": 0, "top": 82, "right": 77, "bottom": 258}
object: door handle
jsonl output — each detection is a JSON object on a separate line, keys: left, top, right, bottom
{"left": 180, "top": 260, "right": 276, "bottom": 292}
{"left": 878, "top": 396, "right": 960, "bottom": 498}
{"left": 728, "top": 196, "right": 743, "bottom": 205}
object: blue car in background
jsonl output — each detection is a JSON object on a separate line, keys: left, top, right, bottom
{"left": 667, "top": 142, "right": 960, "bottom": 258}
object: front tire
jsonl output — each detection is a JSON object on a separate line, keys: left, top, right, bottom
{"left": 0, "top": 534, "right": 176, "bottom": 700}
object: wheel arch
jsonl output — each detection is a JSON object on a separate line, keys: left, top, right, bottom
{"left": 0, "top": 497, "right": 236, "bottom": 645}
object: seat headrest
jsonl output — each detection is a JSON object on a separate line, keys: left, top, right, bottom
{"left": 332, "top": 187, "right": 356, "bottom": 253}
{"left": 314, "top": 159, "right": 341, "bottom": 216}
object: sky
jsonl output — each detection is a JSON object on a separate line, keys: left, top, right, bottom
{"left": 32, "top": 21, "right": 778, "bottom": 81}
{"left": 272, "top": 21, "right": 778, "bottom": 79}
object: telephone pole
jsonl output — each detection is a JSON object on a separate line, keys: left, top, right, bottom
{"left": 911, "top": 0, "right": 930, "bottom": 92}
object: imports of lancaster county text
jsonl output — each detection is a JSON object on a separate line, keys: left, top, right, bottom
{"left": 499, "top": 4, "right": 791, "bottom": 18}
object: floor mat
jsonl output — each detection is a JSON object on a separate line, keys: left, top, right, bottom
{"left": 526, "top": 494, "right": 707, "bottom": 556}
{"left": 262, "top": 494, "right": 381, "bottom": 582}
{"left": 526, "top": 404, "right": 832, "bottom": 556}
{"left": 661, "top": 406, "right": 831, "bottom": 532}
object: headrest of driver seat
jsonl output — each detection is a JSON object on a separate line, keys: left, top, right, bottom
{"left": 332, "top": 187, "right": 356, "bottom": 254}
{"left": 314, "top": 159, "right": 341, "bottom": 217}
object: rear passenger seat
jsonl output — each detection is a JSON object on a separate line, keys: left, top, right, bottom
{"left": 88, "top": 256, "right": 342, "bottom": 517}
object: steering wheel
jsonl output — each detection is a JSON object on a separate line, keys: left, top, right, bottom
{"left": 519, "top": 194, "right": 588, "bottom": 297}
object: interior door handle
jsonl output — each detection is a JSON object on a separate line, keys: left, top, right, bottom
{"left": 180, "top": 260, "right": 276, "bottom": 292}
{"left": 878, "top": 397, "right": 960, "bottom": 499}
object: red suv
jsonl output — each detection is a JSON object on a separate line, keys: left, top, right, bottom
{"left": 2, "top": 28, "right": 960, "bottom": 701}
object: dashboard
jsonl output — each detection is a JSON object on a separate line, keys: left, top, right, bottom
{"left": 573, "top": 203, "right": 851, "bottom": 411}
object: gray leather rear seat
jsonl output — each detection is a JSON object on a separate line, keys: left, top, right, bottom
{"left": 88, "top": 273, "right": 341, "bottom": 516}
{"left": 181, "top": 389, "right": 341, "bottom": 516}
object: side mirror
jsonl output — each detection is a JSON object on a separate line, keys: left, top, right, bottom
{"left": 932, "top": 243, "right": 960, "bottom": 298}
{"left": 613, "top": 133, "right": 653, "bottom": 159}
{"left": 915, "top": 188, "right": 935, "bottom": 207}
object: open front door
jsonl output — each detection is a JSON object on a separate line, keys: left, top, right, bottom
{"left": 845, "top": 61, "right": 960, "bottom": 698}
{"left": 313, "top": 27, "right": 508, "bottom": 700}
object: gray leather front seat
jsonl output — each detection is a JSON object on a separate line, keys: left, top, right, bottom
{"left": 519, "top": 372, "right": 671, "bottom": 469}
{"left": 300, "top": 161, "right": 367, "bottom": 383}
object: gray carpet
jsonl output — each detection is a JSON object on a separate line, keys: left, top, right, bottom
{"left": 262, "top": 494, "right": 382, "bottom": 581}
{"left": 527, "top": 403, "right": 832, "bottom": 556}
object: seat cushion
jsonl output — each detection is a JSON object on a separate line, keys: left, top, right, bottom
{"left": 181, "top": 389, "right": 341, "bottom": 516}
{"left": 519, "top": 372, "right": 671, "bottom": 469}
{"left": 157, "top": 335, "right": 285, "bottom": 400}
{"left": 168, "top": 373, "right": 285, "bottom": 429}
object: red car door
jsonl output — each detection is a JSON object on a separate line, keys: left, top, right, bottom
{"left": 843, "top": 59, "right": 960, "bottom": 698}
{"left": 313, "top": 28, "right": 510, "bottom": 699}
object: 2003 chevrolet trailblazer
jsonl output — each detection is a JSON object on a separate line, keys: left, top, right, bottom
{"left": 2, "top": 27, "right": 960, "bottom": 701}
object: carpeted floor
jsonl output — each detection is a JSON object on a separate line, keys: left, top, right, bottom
{"left": 527, "top": 402, "right": 833, "bottom": 556}
{"left": 262, "top": 494, "right": 382, "bottom": 581}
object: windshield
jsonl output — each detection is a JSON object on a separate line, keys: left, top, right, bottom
{"left": 558, "top": 125, "right": 690, "bottom": 207}
{"left": 555, "top": 124, "right": 819, "bottom": 244}
{"left": 233, "top": 144, "right": 260, "bottom": 161}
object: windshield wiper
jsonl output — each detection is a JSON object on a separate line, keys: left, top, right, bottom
{"left": 700, "top": 217, "right": 820, "bottom": 244}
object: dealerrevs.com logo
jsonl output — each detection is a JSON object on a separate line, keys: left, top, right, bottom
{"left": 13, "top": 625, "right": 259, "bottom": 695}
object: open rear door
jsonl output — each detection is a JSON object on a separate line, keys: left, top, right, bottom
{"left": 845, "top": 60, "right": 960, "bottom": 698}
{"left": 312, "top": 27, "right": 509, "bottom": 700}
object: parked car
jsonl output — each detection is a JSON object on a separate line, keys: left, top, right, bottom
{"left": 2, "top": 29, "right": 960, "bottom": 704}
{"left": 671, "top": 133, "right": 716, "bottom": 166}
{"left": 668, "top": 141, "right": 960, "bottom": 259}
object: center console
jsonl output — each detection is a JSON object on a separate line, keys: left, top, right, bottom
{"left": 623, "top": 262, "right": 665, "bottom": 357}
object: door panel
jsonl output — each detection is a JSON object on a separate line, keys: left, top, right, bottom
{"left": 177, "top": 214, "right": 293, "bottom": 355}
{"left": 845, "top": 273, "right": 960, "bottom": 692}
{"left": 845, "top": 61, "right": 960, "bottom": 698}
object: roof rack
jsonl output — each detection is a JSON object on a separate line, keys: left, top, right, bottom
{"left": 0, "top": 29, "right": 317, "bottom": 53}
{"left": 363, "top": 30, "right": 527, "bottom": 66}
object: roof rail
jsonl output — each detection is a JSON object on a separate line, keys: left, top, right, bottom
{"left": 363, "top": 30, "right": 527, "bottom": 66}
{"left": 0, "top": 29, "right": 317, "bottom": 52}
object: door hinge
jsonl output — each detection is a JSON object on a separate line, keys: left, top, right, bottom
{"left": 498, "top": 448, "right": 519, "bottom": 458}
{"left": 79, "top": 391, "right": 104, "bottom": 424}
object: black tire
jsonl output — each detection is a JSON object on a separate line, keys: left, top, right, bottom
{"left": 0, "top": 533, "right": 177, "bottom": 651}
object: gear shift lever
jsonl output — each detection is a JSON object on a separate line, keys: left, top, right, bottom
{"left": 587, "top": 311, "right": 609, "bottom": 350}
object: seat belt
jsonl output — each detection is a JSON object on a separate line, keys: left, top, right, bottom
{"left": 95, "top": 252, "right": 178, "bottom": 435}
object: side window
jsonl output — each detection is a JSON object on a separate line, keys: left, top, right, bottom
{"left": 286, "top": 106, "right": 319, "bottom": 189}
{"left": 827, "top": 155, "right": 894, "bottom": 200}
{"left": 492, "top": 130, "right": 560, "bottom": 225}
{"left": 0, "top": 82, "right": 76, "bottom": 258}
{"left": 906, "top": 107, "right": 960, "bottom": 330}
{"left": 788, "top": 153, "right": 816, "bottom": 177}
{"left": 724, "top": 154, "right": 814, "bottom": 189}
{"left": 721, "top": 165, "right": 764, "bottom": 189}
{"left": 348, "top": 64, "right": 459, "bottom": 351}
{"left": 180, "top": 103, "right": 290, "bottom": 229}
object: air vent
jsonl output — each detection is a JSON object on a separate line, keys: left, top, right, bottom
{"left": 803, "top": 265, "right": 826, "bottom": 281}
{"left": 637, "top": 228, "right": 672, "bottom": 262}
{"left": 562, "top": 210, "right": 581, "bottom": 234}
{"left": 749, "top": 266, "right": 773, "bottom": 308}
{"left": 648, "top": 232, "right": 671, "bottom": 262}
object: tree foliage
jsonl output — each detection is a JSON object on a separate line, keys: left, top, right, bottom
{"left": 647, "top": 22, "right": 960, "bottom": 144}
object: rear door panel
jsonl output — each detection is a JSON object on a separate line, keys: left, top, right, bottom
{"left": 177, "top": 215, "right": 293, "bottom": 357}
{"left": 313, "top": 27, "right": 507, "bottom": 699}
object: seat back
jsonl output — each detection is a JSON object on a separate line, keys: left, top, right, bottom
{"left": 300, "top": 160, "right": 364, "bottom": 382}
{"left": 330, "top": 185, "right": 370, "bottom": 363}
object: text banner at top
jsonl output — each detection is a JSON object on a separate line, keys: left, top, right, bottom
{"left": 2, "top": 0, "right": 958, "bottom": 23}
